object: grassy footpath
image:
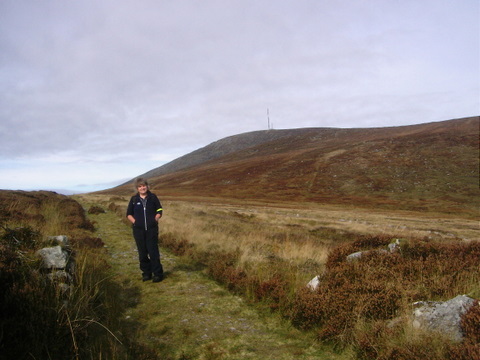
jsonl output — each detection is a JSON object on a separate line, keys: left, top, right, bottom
{"left": 78, "top": 196, "right": 347, "bottom": 360}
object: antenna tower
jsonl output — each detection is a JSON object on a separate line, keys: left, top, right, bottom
{"left": 267, "top": 108, "right": 271, "bottom": 130}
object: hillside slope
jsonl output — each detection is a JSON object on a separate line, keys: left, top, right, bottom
{"left": 111, "top": 117, "right": 479, "bottom": 214}
{"left": 132, "top": 128, "right": 316, "bottom": 180}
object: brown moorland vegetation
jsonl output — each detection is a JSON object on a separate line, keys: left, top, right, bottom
{"left": 0, "top": 190, "right": 155, "bottom": 359}
{"left": 100, "top": 195, "right": 479, "bottom": 359}
{"left": 106, "top": 116, "right": 479, "bottom": 217}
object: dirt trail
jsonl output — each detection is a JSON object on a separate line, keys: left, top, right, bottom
{"left": 80, "top": 198, "right": 344, "bottom": 360}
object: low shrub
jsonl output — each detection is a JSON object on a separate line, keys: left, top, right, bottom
{"left": 154, "top": 222, "right": 479, "bottom": 356}
{"left": 289, "top": 287, "right": 326, "bottom": 329}
{"left": 71, "top": 235, "right": 105, "bottom": 248}
{"left": 461, "top": 299, "right": 480, "bottom": 344}
{"left": 205, "top": 250, "right": 241, "bottom": 287}
{"left": 58, "top": 198, "right": 96, "bottom": 231}
{"left": 161, "top": 232, "right": 194, "bottom": 256}
{"left": 325, "top": 234, "right": 393, "bottom": 268}
{"left": 0, "top": 225, "right": 40, "bottom": 250}
{"left": 88, "top": 205, "right": 106, "bottom": 214}
{"left": 353, "top": 319, "right": 480, "bottom": 360}
{"left": 253, "top": 275, "right": 289, "bottom": 310}
{"left": 447, "top": 342, "right": 480, "bottom": 360}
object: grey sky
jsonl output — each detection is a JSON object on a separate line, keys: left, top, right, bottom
{"left": 0, "top": 0, "right": 478, "bottom": 193}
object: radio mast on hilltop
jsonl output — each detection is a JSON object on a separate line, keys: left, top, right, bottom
{"left": 267, "top": 108, "right": 272, "bottom": 130}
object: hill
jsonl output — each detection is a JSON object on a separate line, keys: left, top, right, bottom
{"left": 109, "top": 116, "right": 479, "bottom": 215}
{"left": 133, "top": 129, "right": 305, "bottom": 180}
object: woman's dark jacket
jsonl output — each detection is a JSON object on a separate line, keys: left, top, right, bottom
{"left": 126, "top": 191, "right": 163, "bottom": 230}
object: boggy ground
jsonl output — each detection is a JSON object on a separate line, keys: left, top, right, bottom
{"left": 78, "top": 195, "right": 345, "bottom": 360}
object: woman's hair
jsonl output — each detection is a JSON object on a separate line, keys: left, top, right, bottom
{"left": 133, "top": 177, "right": 149, "bottom": 190}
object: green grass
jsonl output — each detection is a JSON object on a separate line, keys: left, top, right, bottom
{"left": 3, "top": 190, "right": 476, "bottom": 359}
{"left": 78, "top": 195, "right": 346, "bottom": 359}
{"left": 92, "top": 194, "right": 479, "bottom": 360}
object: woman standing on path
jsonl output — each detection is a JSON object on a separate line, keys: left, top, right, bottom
{"left": 126, "top": 177, "right": 164, "bottom": 283}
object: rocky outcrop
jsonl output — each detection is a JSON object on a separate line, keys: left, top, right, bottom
{"left": 412, "top": 295, "right": 476, "bottom": 342}
{"left": 307, "top": 275, "right": 320, "bottom": 291}
{"left": 346, "top": 239, "right": 401, "bottom": 262}
{"left": 36, "top": 235, "right": 75, "bottom": 292}
{"left": 37, "top": 245, "right": 69, "bottom": 269}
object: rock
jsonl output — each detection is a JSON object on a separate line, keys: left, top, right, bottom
{"left": 346, "top": 249, "right": 388, "bottom": 262}
{"left": 412, "top": 294, "right": 476, "bottom": 342}
{"left": 388, "top": 239, "right": 402, "bottom": 253}
{"left": 47, "top": 235, "right": 69, "bottom": 247}
{"left": 346, "top": 251, "right": 364, "bottom": 262}
{"left": 37, "top": 245, "right": 69, "bottom": 269}
{"left": 346, "top": 239, "right": 403, "bottom": 262}
{"left": 307, "top": 275, "right": 320, "bottom": 291}
{"left": 37, "top": 236, "right": 76, "bottom": 297}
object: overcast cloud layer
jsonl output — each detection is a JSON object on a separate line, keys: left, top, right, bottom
{"left": 0, "top": 0, "right": 478, "bottom": 193}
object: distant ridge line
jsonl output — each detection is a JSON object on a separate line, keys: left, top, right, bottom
{"left": 122, "top": 116, "right": 478, "bottom": 188}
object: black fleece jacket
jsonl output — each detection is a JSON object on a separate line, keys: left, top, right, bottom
{"left": 126, "top": 191, "right": 163, "bottom": 230}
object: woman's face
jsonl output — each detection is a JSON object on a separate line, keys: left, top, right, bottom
{"left": 137, "top": 184, "right": 148, "bottom": 196}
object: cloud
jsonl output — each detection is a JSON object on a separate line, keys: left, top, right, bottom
{"left": 0, "top": 0, "right": 478, "bottom": 191}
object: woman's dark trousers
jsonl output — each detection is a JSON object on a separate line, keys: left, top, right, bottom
{"left": 133, "top": 226, "right": 163, "bottom": 278}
